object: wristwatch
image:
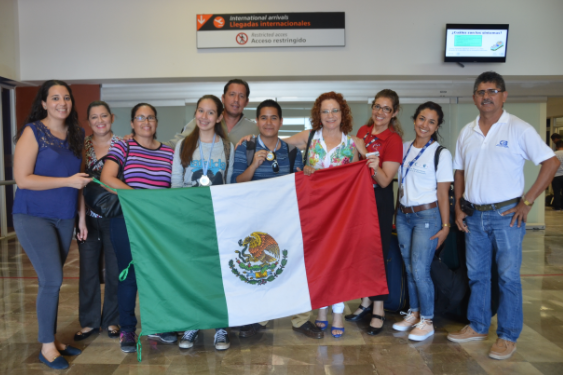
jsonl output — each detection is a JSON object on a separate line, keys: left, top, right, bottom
{"left": 442, "top": 223, "right": 451, "bottom": 228}
{"left": 522, "top": 196, "right": 533, "bottom": 206}
{"left": 372, "top": 170, "right": 377, "bottom": 178}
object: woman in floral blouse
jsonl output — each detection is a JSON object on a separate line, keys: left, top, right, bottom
{"left": 74, "top": 101, "right": 121, "bottom": 341}
{"left": 284, "top": 91, "right": 360, "bottom": 338}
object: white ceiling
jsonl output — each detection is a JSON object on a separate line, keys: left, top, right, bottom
{"left": 101, "top": 78, "right": 563, "bottom": 107}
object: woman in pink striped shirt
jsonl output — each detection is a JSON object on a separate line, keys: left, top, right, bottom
{"left": 101, "top": 103, "right": 176, "bottom": 353}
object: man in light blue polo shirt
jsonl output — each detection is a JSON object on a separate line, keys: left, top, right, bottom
{"left": 448, "top": 71, "right": 560, "bottom": 359}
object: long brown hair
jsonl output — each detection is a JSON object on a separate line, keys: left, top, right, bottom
{"left": 366, "top": 89, "right": 404, "bottom": 138}
{"left": 16, "top": 80, "right": 83, "bottom": 157}
{"left": 180, "top": 95, "right": 227, "bottom": 169}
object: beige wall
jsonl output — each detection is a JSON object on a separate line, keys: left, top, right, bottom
{"left": 0, "top": 0, "right": 20, "bottom": 80}
{"left": 547, "top": 98, "right": 563, "bottom": 118}
{"left": 16, "top": 0, "right": 563, "bottom": 82}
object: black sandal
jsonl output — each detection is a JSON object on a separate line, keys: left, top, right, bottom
{"left": 367, "top": 314, "right": 385, "bottom": 336}
{"left": 344, "top": 304, "right": 373, "bottom": 322}
{"left": 107, "top": 327, "right": 120, "bottom": 339}
{"left": 74, "top": 327, "right": 99, "bottom": 341}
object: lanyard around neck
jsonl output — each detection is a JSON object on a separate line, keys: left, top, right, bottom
{"left": 400, "top": 139, "right": 433, "bottom": 186}
{"left": 257, "top": 135, "right": 279, "bottom": 153}
{"left": 198, "top": 133, "right": 217, "bottom": 176}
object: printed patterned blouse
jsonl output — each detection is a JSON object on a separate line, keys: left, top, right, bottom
{"left": 306, "top": 130, "right": 356, "bottom": 170}
{"left": 84, "top": 134, "right": 121, "bottom": 170}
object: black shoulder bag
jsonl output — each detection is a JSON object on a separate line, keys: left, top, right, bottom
{"left": 83, "top": 142, "right": 130, "bottom": 218}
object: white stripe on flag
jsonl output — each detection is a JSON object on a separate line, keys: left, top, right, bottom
{"left": 210, "top": 174, "right": 311, "bottom": 326}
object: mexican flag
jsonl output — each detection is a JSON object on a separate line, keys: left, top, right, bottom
{"left": 118, "top": 160, "right": 387, "bottom": 338}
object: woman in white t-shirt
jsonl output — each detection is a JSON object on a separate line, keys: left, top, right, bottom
{"left": 392, "top": 102, "right": 454, "bottom": 341}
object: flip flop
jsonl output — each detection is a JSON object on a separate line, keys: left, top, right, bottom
{"left": 314, "top": 320, "right": 328, "bottom": 331}
{"left": 331, "top": 326, "right": 345, "bottom": 338}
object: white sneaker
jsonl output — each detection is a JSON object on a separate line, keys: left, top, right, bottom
{"left": 408, "top": 319, "right": 434, "bottom": 341}
{"left": 178, "top": 330, "right": 199, "bottom": 349}
{"left": 392, "top": 310, "right": 420, "bottom": 332}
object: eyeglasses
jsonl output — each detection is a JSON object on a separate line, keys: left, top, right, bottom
{"left": 320, "top": 109, "right": 341, "bottom": 115}
{"left": 474, "top": 89, "right": 504, "bottom": 97}
{"left": 134, "top": 115, "right": 157, "bottom": 122}
{"left": 372, "top": 104, "right": 393, "bottom": 114}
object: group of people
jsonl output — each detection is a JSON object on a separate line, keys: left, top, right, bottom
{"left": 12, "top": 72, "right": 560, "bottom": 369}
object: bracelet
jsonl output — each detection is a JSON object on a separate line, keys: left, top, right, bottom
{"left": 442, "top": 223, "right": 451, "bottom": 228}
{"left": 522, "top": 195, "right": 533, "bottom": 206}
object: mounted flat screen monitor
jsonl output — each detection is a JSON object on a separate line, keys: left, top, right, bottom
{"left": 444, "top": 24, "right": 509, "bottom": 63}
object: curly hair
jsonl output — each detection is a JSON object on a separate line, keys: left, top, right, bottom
{"left": 16, "top": 80, "right": 83, "bottom": 157}
{"left": 310, "top": 92, "right": 353, "bottom": 135}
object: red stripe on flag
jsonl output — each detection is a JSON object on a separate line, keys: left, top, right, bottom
{"left": 295, "top": 161, "right": 388, "bottom": 310}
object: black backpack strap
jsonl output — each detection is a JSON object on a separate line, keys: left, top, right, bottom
{"left": 434, "top": 145, "right": 445, "bottom": 172}
{"left": 303, "top": 130, "right": 315, "bottom": 166}
{"left": 223, "top": 140, "right": 231, "bottom": 184}
{"left": 246, "top": 139, "right": 256, "bottom": 167}
{"left": 288, "top": 144, "right": 298, "bottom": 173}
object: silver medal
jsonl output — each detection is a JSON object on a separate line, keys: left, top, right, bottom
{"left": 200, "top": 175, "right": 211, "bottom": 186}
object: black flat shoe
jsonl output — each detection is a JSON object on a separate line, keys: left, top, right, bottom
{"left": 345, "top": 304, "right": 373, "bottom": 322}
{"left": 107, "top": 327, "right": 120, "bottom": 339}
{"left": 59, "top": 345, "right": 82, "bottom": 356}
{"left": 367, "top": 314, "right": 385, "bottom": 336}
{"left": 74, "top": 327, "right": 99, "bottom": 341}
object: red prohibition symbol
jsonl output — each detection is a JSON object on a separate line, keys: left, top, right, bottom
{"left": 236, "top": 32, "right": 248, "bottom": 45}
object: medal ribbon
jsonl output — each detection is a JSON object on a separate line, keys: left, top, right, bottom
{"left": 198, "top": 134, "right": 216, "bottom": 177}
{"left": 400, "top": 140, "right": 433, "bottom": 188}
{"left": 257, "top": 135, "right": 280, "bottom": 156}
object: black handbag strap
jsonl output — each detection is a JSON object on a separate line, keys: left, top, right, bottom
{"left": 88, "top": 141, "right": 130, "bottom": 179}
{"left": 303, "top": 130, "right": 316, "bottom": 166}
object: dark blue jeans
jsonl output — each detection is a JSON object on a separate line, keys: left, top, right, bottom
{"left": 110, "top": 216, "right": 137, "bottom": 333}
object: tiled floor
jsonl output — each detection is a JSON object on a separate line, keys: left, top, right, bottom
{"left": 1, "top": 210, "right": 562, "bottom": 374}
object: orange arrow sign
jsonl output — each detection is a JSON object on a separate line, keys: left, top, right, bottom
{"left": 196, "top": 14, "right": 213, "bottom": 30}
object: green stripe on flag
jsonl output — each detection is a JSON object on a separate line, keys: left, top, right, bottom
{"left": 117, "top": 187, "right": 229, "bottom": 333}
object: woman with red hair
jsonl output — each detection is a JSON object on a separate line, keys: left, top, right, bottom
{"left": 280, "top": 91, "right": 360, "bottom": 338}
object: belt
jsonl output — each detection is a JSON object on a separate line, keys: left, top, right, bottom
{"left": 399, "top": 201, "right": 438, "bottom": 214}
{"left": 471, "top": 198, "right": 520, "bottom": 212}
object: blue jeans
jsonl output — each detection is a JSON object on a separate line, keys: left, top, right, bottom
{"left": 396, "top": 206, "right": 440, "bottom": 319}
{"left": 465, "top": 202, "right": 525, "bottom": 342}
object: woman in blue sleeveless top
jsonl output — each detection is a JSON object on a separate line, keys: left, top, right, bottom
{"left": 13, "top": 80, "right": 92, "bottom": 370}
